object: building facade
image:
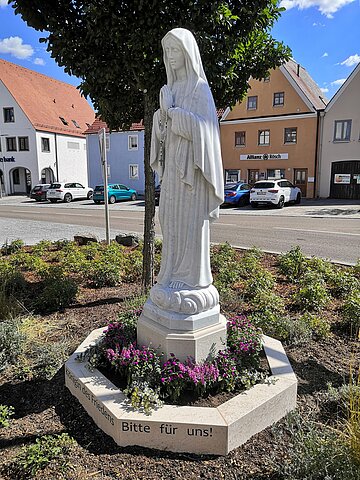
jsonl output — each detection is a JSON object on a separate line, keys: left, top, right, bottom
{"left": 0, "top": 59, "right": 95, "bottom": 195}
{"left": 85, "top": 118, "right": 146, "bottom": 194}
{"left": 220, "top": 60, "right": 326, "bottom": 198}
{"left": 318, "top": 63, "right": 360, "bottom": 199}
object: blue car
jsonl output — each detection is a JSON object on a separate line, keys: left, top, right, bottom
{"left": 93, "top": 183, "right": 137, "bottom": 204}
{"left": 223, "top": 182, "right": 251, "bottom": 207}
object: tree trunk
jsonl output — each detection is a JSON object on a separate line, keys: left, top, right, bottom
{"left": 142, "top": 94, "right": 156, "bottom": 293}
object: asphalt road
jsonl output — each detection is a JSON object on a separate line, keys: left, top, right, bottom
{"left": 0, "top": 197, "right": 359, "bottom": 264}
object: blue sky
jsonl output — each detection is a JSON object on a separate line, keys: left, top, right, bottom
{"left": 0, "top": 0, "right": 359, "bottom": 102}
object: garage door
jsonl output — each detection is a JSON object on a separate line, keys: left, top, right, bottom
{"left": 330, "top": 161, "right": 360, "bottom": 199}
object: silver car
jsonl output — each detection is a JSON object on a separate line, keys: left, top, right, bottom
{"left": 47, "top": 182, "right": 93, "bottom": 203}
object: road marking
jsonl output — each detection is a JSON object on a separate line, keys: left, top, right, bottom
{"left": 274, "top": 227, "right": 360, "bottom": 236}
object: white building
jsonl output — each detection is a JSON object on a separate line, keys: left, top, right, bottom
{"left": 0, "top": 59, "right": 95, "bottom": 195}
{"left": 318, "top": 63, "right": 360, "bottom": 199}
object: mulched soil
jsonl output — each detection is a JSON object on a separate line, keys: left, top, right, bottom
{"left": 0, "top": 254, "right": 359, "bottom": 479}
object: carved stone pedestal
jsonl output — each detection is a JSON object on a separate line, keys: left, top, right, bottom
{"left": 137, "top": 288, "right": 227, "bottom": 363}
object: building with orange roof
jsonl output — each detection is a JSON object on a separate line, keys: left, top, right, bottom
{"left": 0, "top": 59, "right": 95, "bottom": 196}
{"left": 84, "top": 117, "right": 146, "bottom": 194}
{"left": 220, "top": 59, "right": 327, "bottom": 198}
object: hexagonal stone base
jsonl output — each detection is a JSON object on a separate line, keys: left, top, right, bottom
{"left": 65, "top": 328, "right": 297, "bottom": 455}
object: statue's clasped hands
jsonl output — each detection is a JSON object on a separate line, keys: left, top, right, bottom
{"left": 160, "top": 85, "right": 175, "bottom": 118}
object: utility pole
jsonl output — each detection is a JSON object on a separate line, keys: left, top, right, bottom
{"left": 98, "top": 128, "right": 110, "bottom": 245}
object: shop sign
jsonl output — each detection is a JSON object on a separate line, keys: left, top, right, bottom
{"left": 0, "top": 156, "right": 15, "bottom": 163}
{"left": 334, "top": 174, "right": 351, "bottom": 184}
{"left": 240, "top": 153, "right": 288, "bottom": 160}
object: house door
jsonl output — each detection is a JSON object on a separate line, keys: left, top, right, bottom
{"left": 248, "top": 169, "right": 259, "bottom": 185}
{"left": 294, "top": 169, "right": 307, "bottom": 197}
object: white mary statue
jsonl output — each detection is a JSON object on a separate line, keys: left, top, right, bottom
{"left": 149, "top": 28, "right": 224, "bottom": 315}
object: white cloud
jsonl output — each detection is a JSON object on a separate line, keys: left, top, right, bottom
{"left": 0, "top": 0, "right": 8, "bottom": 8}
{"left": 320, "top": 87, "right": 329, "bottom": 93}
{"left": 340, "top": 54, "right": 360, "bottom": 66}
{"left": 322, "top": 52, "right": 328, "bottom": 57}
{"left": 0, "top": 36, "right": 34, "bottom": 59}
{"left": 34, "top": 57, "right": 45, "bottom": 65}
{"left": 280, "top": 0, "right": 355, "bottom": 18}
{"left": 313, "top": 21, "right": 325, "bottom": 26}
{"left": 331, "top": 78, "right": 346, "bottom": 86}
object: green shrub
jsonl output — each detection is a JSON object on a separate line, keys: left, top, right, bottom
{"left": 81, "top": 241, "right": 101, "bottom": 260}
{"left": 298, "top": 312, "right": 331, "bottom": 339}
{"left": 237, "top": 247, "right": 263, "bottom": 276}
{"left": 241, "top": 268, "right": 275, "bottom": 298}
{"left": 278, "top": 246, "right": 308, "bottom": 282}
{"left": 0, "top": 404, "right": 15, "bottom": 428}
{"left": 210, "top": 242, "right": 237, "bottom": 272}
{"left": 328, "top": 269, "right": 360, "bottom": 298}
{"left": 85, "top": 259, "right": 122, "bottom": 287}
{"left": 274, "top": 414, "right": 360, "bottom": 480}
{"left": 0, "top": 318, "right": 25, "bottom": 370}
{"left": 293, "top": 272, "right": 330, "bottom": 311}
{"left": 250, "top": 312, "right": 293, "bottom": 341}
{"left": 31, "top": 240, "right": 52, "bottom": 257}
{"left": 342, "top": 291, "right": 360, "bottom": 332}
{"left": 250, "top": 290, "right": 285, "bottom": 316}
{"left": 306, "top": 256, "right": 334, "bottom": 280}
{"left": 124, "top": 380, "right": 163, "bottom": 415}
{"left": 10, "top": 433, "right": 76, "bottom": 478}
{"left": 35, "top": 274, "right": 78, "bottom": 312}
{"left": 1, "top": 239, "right": 24, "bottom": 255}
{"left": 123, "top": 249, "right": 143, "bottom": 283}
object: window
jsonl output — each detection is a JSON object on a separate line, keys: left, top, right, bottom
{"left": 334, "top": 120, "right": 351, "bottom": 142}
{"left": 258, "top": 130, "right": 270, "bottom": 146}
{"left": 41, "top": 137, "right": 50, "bottom": 152}
{"left": 67, "top": 141, "right": 80, "bottom": 149}
{"left": 273, "top": 92, "right": 284, "bottom": 106}
{"left": 128, "top": 134, "right": 138, "bottom": 150}
{"left": 18, "top": 137, "right": 29, "bottom": 151}
{"left": 284, "top": 127, "right": 297, "bottom": 144}
{"left": 129, "top": 164, "right": 139, "bottom": 179}
{"left": 235, "top": 131, "right": 246, "bottom": 147}
{"left": 72, "top": 119, "right": 81, "bottom": 128}
{"left": 3, "top": 107, "right": 15, "bottom": 123}
{"left": 267, "top": 169, "right": 285, "bottom": 179}
{"left": 59, "top": 116, "right": 68, "bottom": 125}
{"left": 247, "top": 96, "right": 258, "bottom": 110}
{"left": 12, "top": 168, "right": 20, "bottom": 185}
{"left": 225, "top": 169, "right": 240, "bottom": 183}
{"left": 6, "top": 137, "right": 17, "bottom": 151}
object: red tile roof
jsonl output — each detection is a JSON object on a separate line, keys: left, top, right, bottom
{"left": 284, "top": 59, "right": 328, "bottom": 110}
{"left": 84, "top": 117, "right": 144, "bottom": 134}
{"left": 0, "top": 59, "right": 95, "bottom": 138}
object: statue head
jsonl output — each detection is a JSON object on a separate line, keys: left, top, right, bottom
{"left": 161, "top": 28, "right": 207, "bottom": 87}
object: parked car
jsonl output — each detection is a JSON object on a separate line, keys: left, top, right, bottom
{"left": 47, "top": 182, "right": 93, "bottom": 203}
{"left": 30, "top": 184, "right": 51, "bottom": 201}
{"left": 250, "top": 179, "right": 301, "bottom": 209}
{"left": 155, "top": 184, "right": 161, "bottom": 205}
{"left": 223, "top": 182, "right": 251, "bottom": 207}
{"left": 93, "top": 184, "right": 137, "bottom": 204}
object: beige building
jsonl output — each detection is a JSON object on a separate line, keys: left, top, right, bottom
{"left": 318, "top": 63, "right": 360, "bottom": 199}
{"left": 220, "top": 59, "right": 326, "bottom": 198}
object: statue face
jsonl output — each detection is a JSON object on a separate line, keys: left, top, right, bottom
{"left": 164, "top": 38, "right": 185, "bottom": 72}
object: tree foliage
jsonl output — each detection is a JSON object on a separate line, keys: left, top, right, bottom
{"left": 11, "top": 0, "right": 290, "bottom": 127}
{"left": 11, "top": 0, "right": 291, "bottom": 289}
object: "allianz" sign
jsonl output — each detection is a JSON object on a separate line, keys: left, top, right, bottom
{"left": 240, "top": 153, "right": 288, "bottom": 161}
